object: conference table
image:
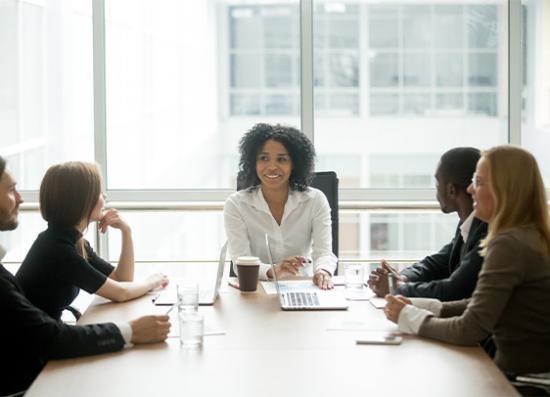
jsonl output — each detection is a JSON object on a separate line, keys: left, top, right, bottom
{"left": 26, "top": 262, "right": 518, "bottom": 396}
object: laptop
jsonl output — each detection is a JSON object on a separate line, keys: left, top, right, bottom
{"left": 154, "top": 241, "right": 228, "bottom": 306}
{"left": 265, "top": 234, "right": 348, "bottom": 311}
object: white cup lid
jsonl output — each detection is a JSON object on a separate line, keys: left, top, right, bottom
{"left": 236, "top": 256, "right": 260, "bottom": 265}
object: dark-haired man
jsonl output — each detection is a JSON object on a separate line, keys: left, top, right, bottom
{"left": 0, "top": 156, "right": 170, "bottom": 396}
{"left": 368, "top": 147, "right": 488, "bottom": 301}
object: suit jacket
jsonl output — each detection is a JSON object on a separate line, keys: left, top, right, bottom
{"left": 419, "top": 225, "right": 550, "bottom": 374}
{"left": 396, "top": 217, "right": 488, "bottom": 301}
{"left": 0, "top": 264, "right": 124, "bottom": 396}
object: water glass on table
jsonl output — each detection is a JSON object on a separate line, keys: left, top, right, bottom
{"left": 344, "top": 264, "right": 365, "bottom": 298}
{"left": 179, "top": 311, "right": 204, "bottom": 348}
{"left": 177, "top": 282, "right": 199, "bottom": 313}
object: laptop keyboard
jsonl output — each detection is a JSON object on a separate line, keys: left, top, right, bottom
{"left": 287, "top": 292, "right": 320, "bottom": 307}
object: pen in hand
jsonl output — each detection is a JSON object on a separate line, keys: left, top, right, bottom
{"left": 165, "top": 304, "right": 177, "bottom": 315}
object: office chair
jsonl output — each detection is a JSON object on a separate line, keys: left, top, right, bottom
{"left": 229, "top": 171, "right": 339, "bottom": 276}
{"left": 310, "top": 171, "right": 339, "bottom": 263}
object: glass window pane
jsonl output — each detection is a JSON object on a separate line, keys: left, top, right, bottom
{"left": 437, "top": 94, "right": 463, "bottom": 111}
{"left": 230, "top": 94, "right": 260, "bottom": 115}
{"left": 328, "top": 52, "right": 358, "bottom": 87}
{"left": 403, "top": 6, "right": 432, "bottom": 49}
{"left": 436, "top": 53, "right": 463, "bottom": 87}
{"left": 522, "top": 0, "right": 550, "bottom": 185}
{"left": 468, "top": 53, "right": 498, "bottom": 86}
{"left": 315, "top": 1, "right": 507, "bottom": 188}
{"left": 264, "top": 11, "right": 295, "bottom": 49}
{"left": 467, "top": 5, "right": 498, "bottom": 49}
{"left": 328, "top": 18, "right": 358, "bottom": 48}
{"left": 265, "top": 54, "right": 293, "bottom": 87}
{"left": 403, "top": 94, "right": 432, "bottom": 116}
{"left": 370, "top": 94, "right": 399, "bottom": 116}
{"left": 370, "top": 53, "right": 399, "bottom": 87}
{"left": 328, "top": 94, "right": 359, "bottom": 116}
{"left": 468, "top": 92, "right": 497, "bottom": 116}
{"left": 230, "top": 6, "right": 261, "bottom": 49}
{"left": 403, "top": 53, "right": 431, "bottom": 87}
{"left": 369, "top": 16, "right": 398, "bottom": 48}
{"left": 231, "top": 54, "right": 262, "bottom": 88}
{"left": 0, "top": 1, "right": 94, "bottom": 190}
{"left": 434, "top": 6, "right": 463, "bottom": 49}
{"left": 107, "top": 211, "right": 225, "bottom": 261}
{"left": 265, "top": 95, "right": 296, "bottom": 115}
{"left": 105, "top": 0, "right": 300, "bottom": 189}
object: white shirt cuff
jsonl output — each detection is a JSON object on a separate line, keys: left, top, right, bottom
{"left": 409, "top": 298, "right": 443, "bottom": 316}
{"left": 314, "top": 263, "right": 335, "bottom": 277}
{"left": 115, "top": 322, "right": 134, "bottom": 348}
{"left": 397, "top": 305, "right": 433, "bottom": 334}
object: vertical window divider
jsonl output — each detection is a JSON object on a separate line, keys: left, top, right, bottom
{"left": 509, "top": 0, "right": 522, "bottom": 144}
{"left": 300, "top": 0, "right": 314, "bottom": 142}
{"left": 92, "top": 0, "right": 109, "bottom": 258}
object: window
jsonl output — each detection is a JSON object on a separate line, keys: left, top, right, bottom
{"left": 228, "top": 4, "right": 300, "bottom": 117}
{"left": 104, "top": 0, "right": 300, "bottom": 190}
{"left": 314, "top": 1, "right": 507, "bottom": 189}
{"left": 521, "top": 0, "right": 550, "bottom": 185}
{"left": 0, "top": 0, "right": 94, "bottom": 190}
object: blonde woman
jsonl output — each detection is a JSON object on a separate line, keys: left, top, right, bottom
{"left": 384, "top": 145, "right": 550, "bottom": 375}
{"left": 16, "top": 162, "right": 168, "bottom": 320}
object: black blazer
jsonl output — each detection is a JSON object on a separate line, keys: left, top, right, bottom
{"left": 396, "top": 217, "right": 488, "bottom": 301}
{"left": 0, "top": 264, "right": 124, "bottom": 396}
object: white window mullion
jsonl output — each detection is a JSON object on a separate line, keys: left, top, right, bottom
{"left": 509, "top": 0, "right": 522, "bottom": 144}
{"left": 300, "top": 0, "right": 314, "bottom": 142}
{"left": 92, "top": 0, "right": 109, "bottom": 258}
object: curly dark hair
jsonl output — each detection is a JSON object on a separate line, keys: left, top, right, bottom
{"left": 237, "top": 123, "right": 316, "bottom": 192}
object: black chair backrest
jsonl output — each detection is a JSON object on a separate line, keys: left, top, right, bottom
{"left": 310, "top": 171, "right": 339, "bottom": 260}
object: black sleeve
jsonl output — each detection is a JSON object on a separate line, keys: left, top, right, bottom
{"left": 400, "top": 240, "right": 454, "bottom": 282}
{"left": 57, "top": 243, "right": 112, "bottom": 294}
{"left": 0, "top": 276, "right": 124, "bottom": 360}
{"left": 84, "top": 241, "right": 115, "bottom": 277}
{"left": 396, "top": 220, "right": 487, "bottom": 301}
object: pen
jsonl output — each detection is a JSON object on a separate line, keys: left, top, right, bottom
{"left": 165, "top": 304, "right": 177, "bottom": 315}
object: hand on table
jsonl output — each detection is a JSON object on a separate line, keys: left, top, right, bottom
{"left": 313, "top": 270, "right": 333, "bottom": 290}
{"left": 130, "top": 315, "right": 171, "bottom": 344}
{"left": 268, "top": 256, "right": 305, "bottom": 279}
{"left": 147, "top": 273, "right": 169, "bottom": 290}
{"left": 383, "top": 294, "right": 412, "bottom": 324}
{"left": 367, "top": 259, "right": 406, "bottom": 297}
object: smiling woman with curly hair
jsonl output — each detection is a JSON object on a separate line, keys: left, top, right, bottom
{"left": 224, "top": 123, "right": 337, "bottom": 290}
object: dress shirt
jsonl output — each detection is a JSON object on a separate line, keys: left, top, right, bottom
{"left": 224, "top": 186, "right": 337, "bottom": 280}
{"left": 397, "top": 298, "right": 443, "bottom": 334}
{"left": 459, "top": 212, "right": 474, "bottom": 243}
{"left": 116, "top": 322, "right": 133, "bottom": 347}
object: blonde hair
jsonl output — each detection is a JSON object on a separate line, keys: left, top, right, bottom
{"left": 479, "top": 145, "right": 550, "bottom": 256}
{"left": 40, "top": 162, "right": 103, "bottom": 259}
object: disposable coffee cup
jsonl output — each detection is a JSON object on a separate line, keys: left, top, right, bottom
{"left": 236, "top": 256, "right": 260, "bottom": 292}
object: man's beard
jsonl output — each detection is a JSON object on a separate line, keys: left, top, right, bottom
{"left": 0, "top": 209, "right": 18, "bottom": 231}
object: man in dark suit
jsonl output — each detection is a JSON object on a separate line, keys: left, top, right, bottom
{"left": 0, "top": 156, "right": 171, "bottom": 396}
{"left": 368, "top": 147, "right": 488, "bottom": 301}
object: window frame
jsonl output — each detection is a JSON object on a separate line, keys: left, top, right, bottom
{"left": 15, "top": 0, "right": 531, "bottom": 260}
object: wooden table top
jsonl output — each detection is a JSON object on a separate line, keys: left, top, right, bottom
{"left": 26, "top": 262, "right": 518, "bottom": 397}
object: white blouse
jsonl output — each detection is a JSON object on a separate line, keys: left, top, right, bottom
{"left": 223, "top": 186, "right": 338, "bottom": 280}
